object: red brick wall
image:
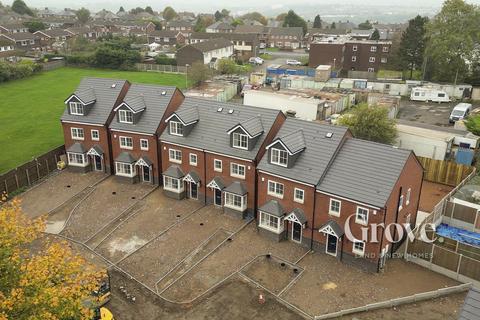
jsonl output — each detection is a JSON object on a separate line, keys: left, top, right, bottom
{"left": 255, "top": 112, "right": 286, "bottom": 163}
{"left": 160, "top": 142, "right": 206, "bottom": 198}
{"left": 110, "top": 131, "right": 160, "bottom": 181}
{"left": 62, "top": 123, "right": 112, "bottom": 172}
{"left": 308, "top": 42, "right": 345, "bottom": 68}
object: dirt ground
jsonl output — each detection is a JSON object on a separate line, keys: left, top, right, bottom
{"left": 118, "top": 205, "right": 245, "bottom": 288}
{"left": 60, "top": 177, "right": 154, "bottom": 242}
{"left": 91, "top": 190, "right": 204, "bottom": 261}
{"left": 17, "top": 170, "right": 106, "bottom": 218}
{"left": 419, "top": 181, "right": 454, "bottom": 212}
{"left": 335, "top": 292, "right": 466, "bottom": 320}
{"left": 161, "top": 224, "right": 308, "bottom": 302}
{"left": 282, "top": 253, "right": 459, "bottom": 316}
{"left": 241, "top": 255, "right": 301, "bottom": 295}
{"left": 107, "top": 269, "right": 303, "bottom": 320}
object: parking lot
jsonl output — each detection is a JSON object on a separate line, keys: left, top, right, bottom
{"left": 15, "top": 172, "right": 465, "bottom": 319}
{"left": 397, "top": 100, "right": 458, "bottom": 126}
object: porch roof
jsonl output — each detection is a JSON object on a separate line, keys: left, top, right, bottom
{"left": 224, "top": 181, "right": 247, "bottom": 196}
{"left": 318, "top": 220, "right": 344, "bottom": 237}
{"left": 67, "top": 142, "right": 86, "bottom": 154}
{"left": 115, "top": 152, "right": 136, "bottom": 164}
{"left": 258, "top": 199, "right": 285, "bottom": 217}
{"left": 163, "top": 165, "right": 184, "bottom": 179}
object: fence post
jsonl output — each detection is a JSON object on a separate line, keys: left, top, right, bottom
{"left": 45, "top": 158, "right": 50, "bottom": 173}
{"left": 35, "top": 159, "right": 40, "bottom": 179}
{"left": 14, "top": 173, "right": 19, "bottom": 189}
{"left": 456, "top": 254, "right": 463, "bottom": 280}
{"left": 26, "top": 168, "right": 30, "bottom": 186}
{"left": 429, "top": 244, "right": 435, "bottom": 266}
{"left": 4, "top": 180, "right": 8, "bottom": 194}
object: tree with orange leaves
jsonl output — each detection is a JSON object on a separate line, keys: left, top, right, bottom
{"left": 0, "top": 200, "right": 106, "bottom": 320}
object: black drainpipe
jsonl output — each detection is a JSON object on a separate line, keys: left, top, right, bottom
{"left": 377, "top": 205, "right": 388, "bottom": 272}
{"left": 310, "top": 187, "right": 317, "bottom": 250}
{"left": 390, "top": 186, "right": 403, "bottom": 257}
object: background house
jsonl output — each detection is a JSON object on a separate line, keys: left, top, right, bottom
{"left": 176, "top": 38, "right": 234, "bottom": 68}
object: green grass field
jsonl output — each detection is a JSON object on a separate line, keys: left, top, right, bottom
{"left": 0, "top": 67, "right": 188, "bottom": 174}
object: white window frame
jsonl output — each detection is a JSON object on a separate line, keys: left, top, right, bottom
{"left": 368, "top": 67, "right": 375, "bottom": 72}
{"left": 224, "top": 192, "right": 247, "bottom": 211}
{"left": 258, "top": 211, "right": 284, "bottom": 233}
{"left": 351, "top": 56, "right": 357, "bottom": 62}
{"left": 271, "top": 148, "right": 288, "bottom": 167}
{"left": 369, "top": 57, "right": 375, "bottom": 63}
{"left": 381, "top": 57, "right": 387, "bottom": 63}
{"left": 71, "top": 127, "right": 84, "bottom": 140}
{"left": 91, "top": 129, "right": 99, "bottom": 141}
{"left": 69, "top": 102, "right": 84, "bottom": 115}
{"left": 118, "top": 109, "right": 133, "bottom": 124}
{"left": 214, "top": 159, "right": 222, "bottom": 172}
{"left": 189, "top": 153, "right": 198, "bottom": 166}
{"left": 230, "top": 163, "right": 246, "bottom": 179}
{"left": 232, "top": 132, "right": 248, "bottom": 150}
{"left": 169, "top": 148, "right": 182, "bottom": 164}
{"left": 370, "top": 46, "right": 377, "bottom": 52}
{"left": 329, "top": 199, "right": 341, "bottom": 217}
{"left": 398, "top": 194, "right": 404, "bottom": 211}
{"left": 355, "top": 206, "right": 369, "bottom": 225}
{"left": 294, "top": 188, "right": 304, "bottom": 204}
{"left": 406, "top": 188, "right": 411, "bottom": 205}
{"left": 163, "top": 176, "right": 184, "bottom": 192}
{"left": 267, "top": 180, "right": 284, "bottom": 199}
{"left": 119, "top": 136, "right": 133, "bottom": 150}
{"left": 352, "top": 45, "right": 357, "bottom": 51}
{"left": 67, "top": 152, "right": 88, "bottom": 167}
{"left": 169, "top": 121, "right": 183, "bottom": 136}
{"left": 382, "top": 46, "right": 389, "bottom": 53}
{"left": 140, "top": 139, "right": 149, "bottom": 151}
{"left": 353, "top": 240, "right": 365, "bottom": 256}
{"left": 115, "top": 162, "right": 135, "bottom": 177}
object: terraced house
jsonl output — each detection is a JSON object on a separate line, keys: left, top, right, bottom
{"left": 61, "top": 78, "right": 130, "bottom": 174}
{"left": 160, "top": 98, "right": 285, "bottom": 219}
{"left": 108, "top": 84, "right": 184, "bottom": 184}
{"left": 257, "top": 117, "right": 423, "bottom": 272}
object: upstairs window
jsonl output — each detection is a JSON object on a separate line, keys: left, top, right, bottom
{"left": 119, "top": 110, "right": 133, "bottom": 124}
{"left": 406, "top": 188, "right": 411, "bottom": 205}
{"left": 382, "top": 46, "right": 389, "bottom": 52}
{"left": 69, "top": 102, "right": 84, "bottom": 115}
{"left": 170, "top": 121, "right": 183, "bottom": 136}
{"left": 271, "top": 148, "right": 288, "bottom": 167}
{"left": 369, "top": 57, "right": 376, "bottom": 63}
{"left": 91, "top": 129, "right": 99, "bottom": 141}
{"left": 329, "top": 199, "right": 341, "bottom": 216}
{"left": 352, "top": 45, "right": 357, "bottom": 51}
{"left": 294, "top": 188, "right": 304, "bottom": 203}
{"left": 370, "top": 46, "right": 377, "bottom": 52}
{"left": 355, "top": 207, "right": 369, "bottom": 225}
{"left": 119, "top": 136, "right": 133, "bottom": 149}
{"left": 189, "top": 153, "right": 197, "bottom": 166}
{"left": 232, "top": 132, "right": 248, "bottom": 149}
{"left": 140, "top": 139, "right": 149, "bottom": 151}
{"left": 214, "top": 159, "right": 222, "bottom": 172}
{"left": 71, "top": 127, "right": 84, "bottom": 140}
{"left": 268, "top": 180, "right": 284, "bottom": 198}
{"left": 169, "top": 149, "right": 182, "bottom": 163}
{"left": 230, "top": 163, "right": 245, "bottom": 179}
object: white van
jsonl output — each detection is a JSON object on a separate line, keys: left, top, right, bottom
{"left": 410, "top": 87, "right": 451, "bottom": 103}
{"left": 449, "top": 103, "right": 472, "bottom": 123}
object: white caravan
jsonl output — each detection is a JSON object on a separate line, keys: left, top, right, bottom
{"left": 410, "top": 87, "right": 451, "bottom": 103}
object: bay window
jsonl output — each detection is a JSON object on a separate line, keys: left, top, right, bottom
{"left": 67, "top": 152, "right": 88, "bottom": 167}
{"left": 115, "top": 162, "right": 134, "bottom": 177}
{"left": 259, "top": 211, "right": 284, "bottom": 233}
{"left": 164, "top": 176, "right": 183, "bottom": 192}
{"left": 224, "top": 192, "right": 247, "bottom": 211}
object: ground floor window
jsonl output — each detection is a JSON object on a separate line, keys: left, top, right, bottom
{"left": 259, "top": 211, "right": 284, "bottom": 233}
{"left": 115, "top": 162, "right": 135, "bottom": 177}
{"left": 67, "top": 152, "right": 88, "bottom": 167}
{"left": 224, "top": 192, "right": 247, "bottom": 211}
{"left": 164, "top": 176, "right": 183, "bottom": 193}
{"left": 353, "top": 240, "right": 365, "bottom": 256}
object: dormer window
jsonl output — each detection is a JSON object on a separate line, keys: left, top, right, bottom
{"left": 69, "top": 102, "right": 84, "bottom": 115}
{"left": 232, "top": 132, "right": 248, "bottom": 150}
{"left": 119, "top": 110, "right": 133, "bottom": 123}
{"left": 271, "top": 148, "right": 288, "bottom": 167}
{"left": 170, "top": 121, "right": 183, "bottom": 136}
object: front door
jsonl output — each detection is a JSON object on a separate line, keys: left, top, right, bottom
{"left": 214, "top": 189, "right": 222, "bottom": 206}
{"left": 326, "top": 234, "right": 337, "bottom": 256}
{"left": 292, "top": 222, "right": 302, "bottom": 243}
{"left": 190, "top": 182, "right": 198, "bottom": 199}
{"left": 142, "top": 166, "right": 151, "bottom": 182}
{"left": 94, "top": 155, "right": 102, "bottom": 171}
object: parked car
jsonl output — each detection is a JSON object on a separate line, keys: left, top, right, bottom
{"left": 286, "top": 59, "right": 302, "bottom": 66}
{"left": 449, "top": 103, "right": 472, "bottom": 123}
{"left": 249, "top": 57, "right": 264, "bottom": 65}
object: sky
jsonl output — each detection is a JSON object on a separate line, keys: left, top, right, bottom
{"left": 11, "top": 0, "right": 480, "bottom": 22}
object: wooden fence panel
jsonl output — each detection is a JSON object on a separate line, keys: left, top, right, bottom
{"left": 432, "top": 246, "right": 460, "bottom": 272}
{"left": 452, "top": 203, "right": 477, "bottom": 224}
{"left": 459, "top": 255, "right": 480, "bottom": 281}
{"left": 0, "top": 145, "right": 65, "bottom": 195}
{"left": 407, "top": 239, "right": 432, "bottom": 261}
{"left": 418, "top": 156, "right": 474, "bottom": 186}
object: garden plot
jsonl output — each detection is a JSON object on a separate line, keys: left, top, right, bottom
{"left": 160, "top": 224, "right": 308, "bottom": 302}
{"left": 281, "top": 253, "right": 460, "bottom": 316}
{"left": 240, "top": 255, "right": 303, "bottom": 295}
{"left": 92, "top": 190, "right": 204, "bottom": 262}
{"left": 118, "top": 205, "right": 245, "bottom": 289}
{"left": 60, "top": 177, "right": 154, "bottom": 242}
{"left": 18, "top": 170, "right": 106, "bottom": 218}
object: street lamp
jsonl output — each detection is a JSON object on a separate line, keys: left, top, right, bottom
{"left": 185, "top": 64, "right": 190, "bottom": 89}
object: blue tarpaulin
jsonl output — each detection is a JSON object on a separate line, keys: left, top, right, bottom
{"left": 436, "top": 223, "right": 480, "bottom": 247}
{"left": 456, "top": 148, "right": 474, "bottom": 166}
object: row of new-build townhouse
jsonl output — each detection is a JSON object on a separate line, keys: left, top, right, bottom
{"left": 61, "top": 77, "right": 423, "bottom": 272}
